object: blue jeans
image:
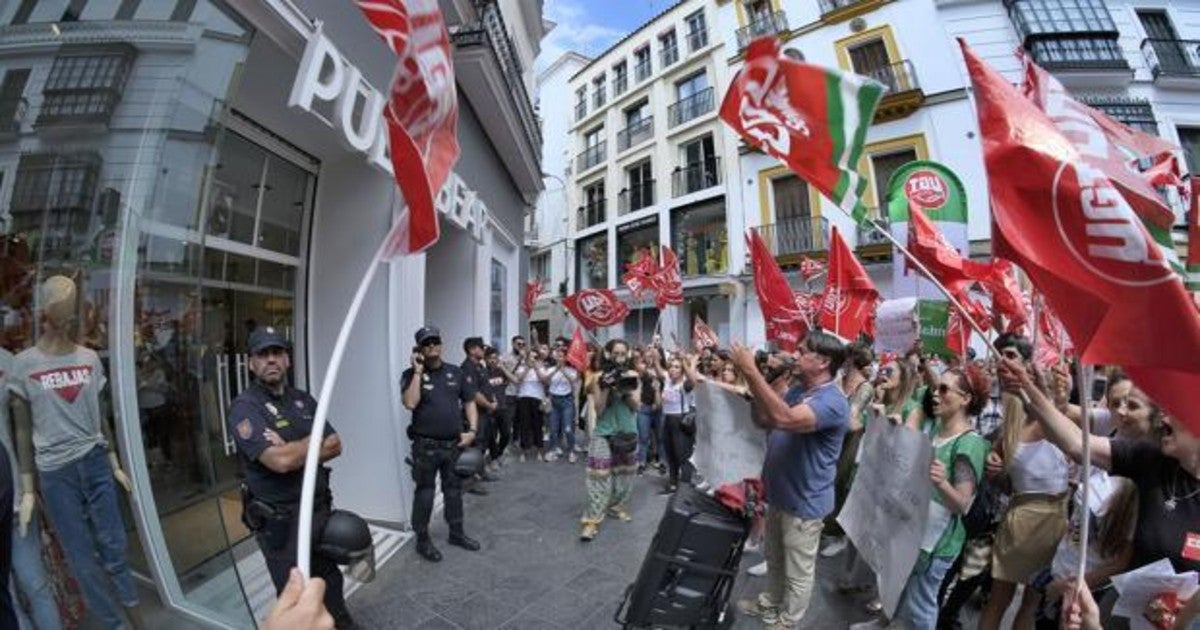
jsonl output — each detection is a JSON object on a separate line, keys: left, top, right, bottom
{"left": 547, "top": 394, "right": 576, "bottom": 453}
{"left": 11, "top": 510, "right": 62, "bottom": 630}
{"left": 894, "top": 554, "right": 955, "bottom": 630}
{"left": 636, "top": 405, "right": 662, "bottom": 464}
{"left": 40, "top": 446, "right": 138, "bottom": 628}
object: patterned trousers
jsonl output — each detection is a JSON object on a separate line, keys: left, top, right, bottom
{"left": 582, "top": 434, "right": 637, "bottom": 523}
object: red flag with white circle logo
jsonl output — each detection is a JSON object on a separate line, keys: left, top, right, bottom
{"left": 563, "top": 289, "right": 630, "bottom": 330}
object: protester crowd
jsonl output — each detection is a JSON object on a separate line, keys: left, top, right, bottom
{"left": 377, "top": 322, "right": 1195, "bottom": 630}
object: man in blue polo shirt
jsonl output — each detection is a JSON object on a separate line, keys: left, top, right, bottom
{"left": 730, "top": 331, "right": 849, "bottom": 629}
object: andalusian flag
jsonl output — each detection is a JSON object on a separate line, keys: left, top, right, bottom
{"left": 720, "top": 37, "right": 884, "bottom": 224}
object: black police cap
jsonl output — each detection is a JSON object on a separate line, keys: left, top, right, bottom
{"left": 248, "top": 326, "right": 290, "bottom": 355}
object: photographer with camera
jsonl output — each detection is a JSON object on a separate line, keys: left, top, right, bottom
{"left": 579, "top": 339, "right": 640, "bottom": 542}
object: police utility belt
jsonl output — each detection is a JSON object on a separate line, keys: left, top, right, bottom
{"left": 240, "top": 482, "right": 290, "bottom": 533}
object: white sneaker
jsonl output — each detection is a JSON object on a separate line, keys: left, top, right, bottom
{"left": 747, "top": 560, "right": 768, "bottom": 576}
{"left": 820, "top": 537, "right": 848, "bottom": 558}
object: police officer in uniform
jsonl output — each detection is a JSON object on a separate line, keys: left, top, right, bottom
{"left": 228, "top": 327, "right": 357, "bottom": 629}
{"left": 402, "top": 325, "right": 482, "bottom": 562}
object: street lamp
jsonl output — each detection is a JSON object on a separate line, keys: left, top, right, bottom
{"left": 539, "top": 172, "right": 572, "bottom": 296}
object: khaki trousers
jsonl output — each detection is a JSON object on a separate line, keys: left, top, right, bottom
{"left": 759, "top": 507, "right": 823, "bottom": 626}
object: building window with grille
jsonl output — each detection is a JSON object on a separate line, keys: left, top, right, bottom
{"left": 576, "top": 231, "right": 609, "bottom": 290}
{"left": 38, "top": 45, "right": 136, "bottom": 126}
{"left": 592, "top": 74, "right": 607, "bottom": 109}
{"left": 871, "top": 148, "right": 918, "bottom": 217}
{"left": 531, "top": 252, "right": 551, "bottom": 284}
{"left": 613, "top": 61, "right": 628, "bottom": 96}
{"left": 660, "top": 30, "right": 679, "bottom": 67}
{"left": 634, "top": 46, "right": 652, "bottom": 82}
{"left": 1006, "top": 0, "right": 1126, "bottom": 69}
{"left": 1080, "top": 97, "right": 1159, "bottom": 135}
{"left": 685, "top": 10, "right": 709, "bottom": 51}
{"left": 575, "top": 86, "right": 587, "bottom": 121}
{"left": 9, "top": 152, "right": 102, "bottom": 260}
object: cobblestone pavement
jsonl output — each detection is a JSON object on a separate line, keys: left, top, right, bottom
{"left": 348, "top": 450, "right": 986, "bottom": 629}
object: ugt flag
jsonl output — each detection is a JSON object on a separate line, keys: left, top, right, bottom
{"left": 356, "top": 0, "right": 459, "bottom": 256}
{"left": 747, "top": 229, "right": 807, "bottom": 351}
{"left": 720, "top": 37, "right": 883, "bottom": 224}
{"left": 563, "top": 289, "right": 630, "bottom": 330}
{"left": 819, "top": 226, "right": 880, "bottom": 341}
{"left": 961, "top": 39, "right": 1200, "bottom": 434}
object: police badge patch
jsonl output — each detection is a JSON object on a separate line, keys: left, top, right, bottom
{"left": 236, "top": 419, "right": 253, "bottom": 440}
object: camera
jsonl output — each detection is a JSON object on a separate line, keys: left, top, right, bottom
{"left": 598, "top": 359, "right": 639, "bottom": 392}
{"left": 758, "top": 351, "right": 794, "bottom": 383}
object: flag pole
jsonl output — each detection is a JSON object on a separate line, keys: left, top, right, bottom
{"left": 551, "top": 297, "right": 604, "bottom": 347}
{"left": 1074, "top": 362, "right": 1094, "bottom": 593}
{"left": 295, "top": 227, "right": 393, "bottom": 579}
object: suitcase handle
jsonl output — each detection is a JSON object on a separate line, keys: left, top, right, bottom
{"left": 652, "top": 551, "right": 738, "bottom": 579}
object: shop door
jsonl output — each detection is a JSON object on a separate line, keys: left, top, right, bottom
{"left": 133, "top": 128, "right": 312, "bottom": 623}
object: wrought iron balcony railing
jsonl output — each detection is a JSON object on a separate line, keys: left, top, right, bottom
{"left": 752, "top": 216, "right": 827, "bottom": 258}
{"left": 736, "top": 12, "right": 788, "bottom": 50}
{"left": 1142, "top": 38, "right": 1200, "bottom": 79}
{"left": 672, "top": 157, "right": 721, "bottom": 197}
{"left": 864, "top": 59, "right": 919, "bottom": 95}
{"left": 1024, "top": 36, "right": 1128, "bottom": 70}
{"left": 856, "top": 216, "right": 891, "bottom": 249}
{"left": 575, "top": 101, "right": 586, "bottom": 121}
{"left": 668, "top": 87, "right": 715, "bottom": 128}
{"left": 635, "top": 59, "right": 652, "bottom": 82}
{"left": 661, "top": 45, "right": 679, "bottom": 68}
{"left": 0, "top": 96, "right": 28, "bottom": 136}
{"left": 613, "top": 74, "right": 628, "bottom": 96}
{"left": 686, "top": 28, "right": 709, "bottom": 52}
{"left": 577, "top": 199, "right": 607, "bottom": 229}
{"left": 818, "top": 0, "right": 872, "bottom": 15}
{"left": 618, "top": 181, "right": 656, "bottom": 215}
{"left": 617, "top": 116, "right": 653, "bottom": 152}
{"left": 576, "top": 141, "right": 606, "bottom": 172}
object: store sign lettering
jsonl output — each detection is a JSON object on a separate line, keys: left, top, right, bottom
{"left": 288, "top": 30, "right": 485, "bottom": 243}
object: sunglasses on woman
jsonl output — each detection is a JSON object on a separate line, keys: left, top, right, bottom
{"left": 936, "top": 383, "right": 968, "bottom": 397}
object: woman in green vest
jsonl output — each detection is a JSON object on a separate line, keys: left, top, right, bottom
{"left": 580, "top": 339, "right": 640, "bottom": 541}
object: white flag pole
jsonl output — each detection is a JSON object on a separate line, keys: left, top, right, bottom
{"left": 1074, "top": 362, "right": 1094, "bottom": 592}
{"left": 296, "top": 230, "right": 394, "bottom": 578}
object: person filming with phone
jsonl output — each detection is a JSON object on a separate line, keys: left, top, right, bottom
{"left": 401, "top": 326, "right": 482, "bottom": 562}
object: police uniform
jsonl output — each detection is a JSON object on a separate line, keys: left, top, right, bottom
{"left": 228, "top": 328, "right": 354, "bottom": 627}
{"left": 402, "top": 326, "right": 480, "bottom": 559}
{"left": 459, "top": 348, "right": 490, "bottom": 462}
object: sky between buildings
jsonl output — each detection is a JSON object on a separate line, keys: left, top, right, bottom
{"left": 536, "top": 0, "right": 673, "bottom": 72}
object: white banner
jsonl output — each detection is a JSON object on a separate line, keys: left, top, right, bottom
{"left": 692, "top": 381, "right": 765, "bottom": 488}
{"left": 874, "top": 297, "right": 920, "bottom": 353}
{"left": 837, "top": 419, "right": 933, "bottom": 618}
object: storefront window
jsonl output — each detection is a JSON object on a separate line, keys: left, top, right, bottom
{"left": 576, "top": 231, "right": 609, "bottom": 289}
{"left": 671, "top": 200, "right": 728, "bottom": 277}
{"left": 616, "top": 216, "right": 659, "bottom": 273}
{"left": 0, "top": 1, "right": 264, "bottom": 625}
{"left": 490, "top": 259, "right": 506, "bottom": 349}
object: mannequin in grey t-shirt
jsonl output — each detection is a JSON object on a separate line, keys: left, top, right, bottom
{"left": 8, "top": 276, "right": 143, "bottom": 628}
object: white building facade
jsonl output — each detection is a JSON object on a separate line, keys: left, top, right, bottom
{"left": 0, "top": 0, "right": 545, "bottom": 626}
{"left": 717, "top": 0, "right": 1200, "bottom": 347}
{"left": 565, "top": 0, "right": 745, "bottom": 347}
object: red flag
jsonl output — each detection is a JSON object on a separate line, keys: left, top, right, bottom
{"left": 692, "top": 315, "right": 720, "bottom": 352}
{"left": 622, "top": 247, "right": 659, "bottom": 298}
{"left": 720, "top": 37, "right": 884, "bottom": 223}
{"left": 962, "top": 39, "right": 1200, "bottom": 433}
{"left": 566, "top": 327, "right": 588, "bottom": 372}
{"left": 356, "top": 0, "right": 460, "bottom": 257}
{"left": 522, "top": 278, "right": 544, "bottom": 318}
{"left": 563, "top": 289, "right": 630, "bottom": 330}
{"left": 747, "top": 229, "right": 807, "bottom": 351}
{"left": 906, "top": 202, "right": 973, "bottom": 292}
{"left": 969, "top": 259, "right": 1029, "bottom": 333}
{"left": 1020, "top": 52, "right": 1178, "bottom": 231}
{"left": 1189, "top": 179, "right": 1200, "bottom": 286}
{"left": 946, "top": 308, "right": 968, "bottom": 358}
{"left": 800, "top": 255, "right": 826, "bottom": 281}
{"left": 652, "top": 245, "right": 684, "bottom": 310}
{"left": 819, "top": 226, "right": 880, "bottom": 341}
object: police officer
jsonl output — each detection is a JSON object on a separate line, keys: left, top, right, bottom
{"left": 402, "top": 325, "right": 482, "bottom": 562}
{"left": 460, "top": 336, "right": 495, "bottom": 492}
{"left": 228, "top": 327, "right": 357, "bottom": 629}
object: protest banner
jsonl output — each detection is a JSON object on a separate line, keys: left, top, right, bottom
{"left": 691, "top": 381, "right": 765, "bottom": 489}
{"left": 874, "top": 298, "right": 919, "bottom": 353}
{"left": 837, "top": 419, "right": 932, "bottom": 618}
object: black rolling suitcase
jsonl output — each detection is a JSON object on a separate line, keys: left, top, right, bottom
{"left": 615, "top": 485, "right": 751, "bottom": 628}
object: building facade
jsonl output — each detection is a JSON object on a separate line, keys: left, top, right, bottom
{"left": 529, "top": 50, "right": 588, "bottom": 339}
{"left": 564, "top": 0, "right": 745, "bottom": 347}
{"left": 0, "top": 0, "right": 544, "bottom": 626}
{"left": 718, "top": 0, "right": 1200, "bottom": 347}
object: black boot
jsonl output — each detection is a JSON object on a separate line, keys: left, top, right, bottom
{"left": 416, "top": 537, "right": 442, "bottom": 562}
{"left": 448, "top": 531, "right": 481, "bottom": 551}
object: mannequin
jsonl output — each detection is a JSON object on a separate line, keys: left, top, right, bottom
{"left": 9, "top": 276, "right": 142, "bottom": 629}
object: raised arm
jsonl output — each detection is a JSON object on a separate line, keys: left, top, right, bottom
{"left": 998, "top": 357, "right": 1112, "bottom": 471}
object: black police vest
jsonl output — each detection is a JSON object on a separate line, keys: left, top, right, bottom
{"left": 408, "top": 363, "right": 468, "bottom": 439}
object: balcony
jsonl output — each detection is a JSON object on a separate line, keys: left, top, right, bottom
{"left": 1142, "top": 38, "right": 1200, "bottom": 86}
{"left": 635, "top": 59, "right": 652, "bottom": 82}
{"left": 672, "top": 158, "right": 722, "bottom": 197}
{"left": 856, "top": 216, "right": 892, "bottom": 258}
{"left": 618, "top": 181, "right": 656, "bottom": 215}
{"left": 577, "top": 199, "right": 607, "bottom": 229}
{"left": 752, "top": 216, "right": 828, "bottom": 263}
{"left": 661, "top": 45, "right": 680, "bottom": 68}
{"left": 576, "top": 141, "right": 606, "bottom": 173}
{"left": 593, "top": 87, "right": 606, "bottom": 109}
{"left": 819, "top": 0, "right": 884, "bottom": 24}
{"left": 686, "top": 29, "right": 709, "bottom": 52}
{"left": 613, "top": 74, "right": 628, "bottom": 96}
{"left": 668, "top": 87, "right": 715, "bottom": 128}
{"left": 451, "top": 0, "right": 544, "bottom": 196}
{"left": 864, "top": 60, "right": 925, "bottom": 123}
{"left": 0, "top": 96, "right": 27, "bottom": 138}
{"left": 617, "top": 116, "right": 654, "bottom": 152}
{"left": 736, "top": 12, "right": 788, "bottom": 50}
